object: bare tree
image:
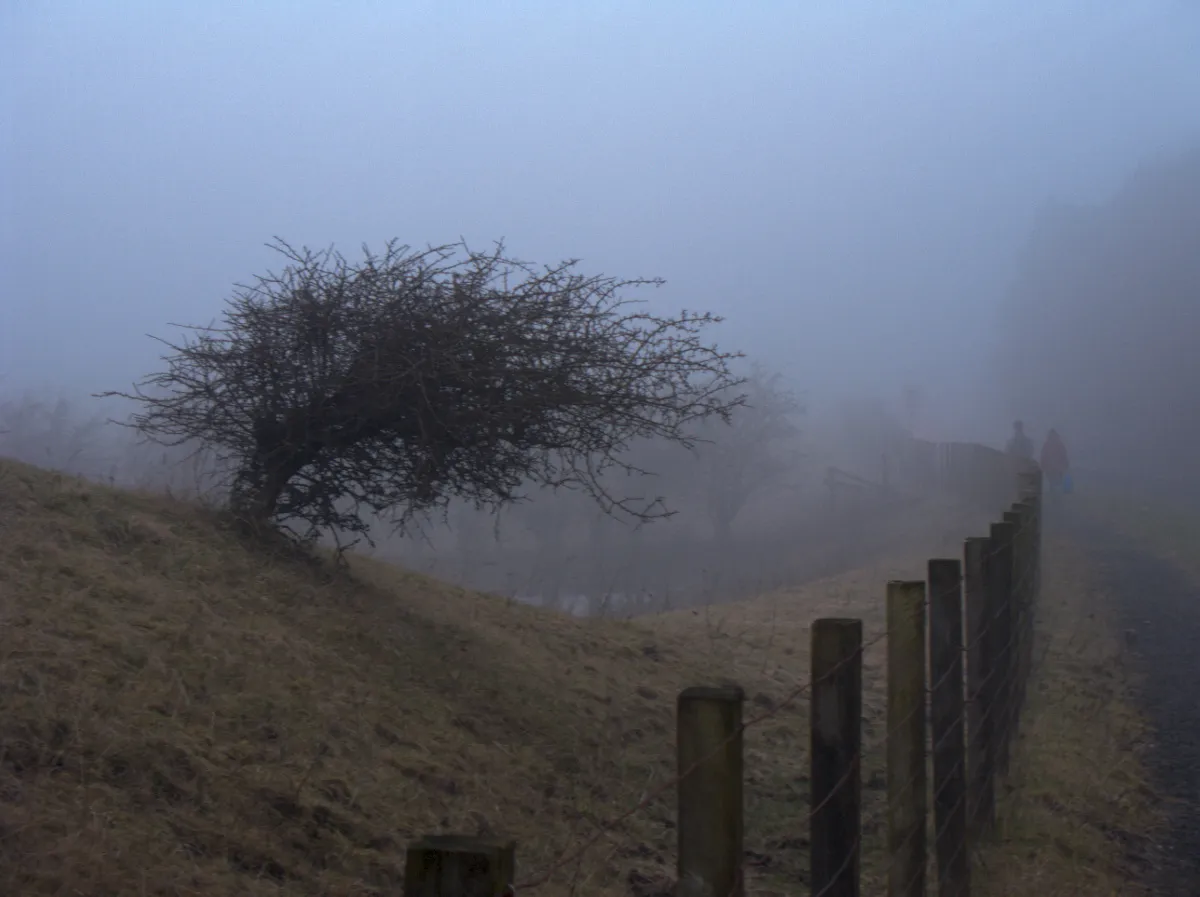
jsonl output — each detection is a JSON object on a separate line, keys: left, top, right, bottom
{"left": 836, "top": 395, "right": 908, "bottom": 478}
{"left": 685, "top": 367, "right": 805, "bottom": 542}
{"left": 997, "top": 148, "right": 1200, "bottom": 495}
{"left": 0, "top": 393, "right": 108, "bottom": 474}
{"left": 100, "top": 238, "right": 745, "bottom": 544}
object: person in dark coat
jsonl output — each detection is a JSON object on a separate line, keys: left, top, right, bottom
{"left": 1006, "top": 420, "right": 1034, "bottom": 461}
{"left": 1040, "top": 428, "right": 1070, "bottom": 492}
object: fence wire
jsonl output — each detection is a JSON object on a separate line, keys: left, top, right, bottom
{"left": 490, "top": 450, "right": 1050, "bottom": 896}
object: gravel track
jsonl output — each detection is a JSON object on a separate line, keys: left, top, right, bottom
{"left": 1067, "top": 509, "right": 1200, "bottom": 895}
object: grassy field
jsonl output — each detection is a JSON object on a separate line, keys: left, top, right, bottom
{"left": 0, "top": 457, "right": 1165, "bottom": 895}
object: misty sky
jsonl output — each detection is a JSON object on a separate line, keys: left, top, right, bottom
{"left": 3, "top": 1, "right": 1199, "bottom": 437}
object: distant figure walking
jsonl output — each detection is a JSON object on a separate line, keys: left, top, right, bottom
{"left": 1040, "top": 428, "right": 1071, "bottom": 493}
{"left": 1006, "top": 420, "right": 1034, "bottom": 462}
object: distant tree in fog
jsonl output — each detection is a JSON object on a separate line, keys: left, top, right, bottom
{"left": 836, "top": 396, "right": 909, "bottom": 476}
{"left": 687, "top": 367, "right": 804, "bottom": 542}
{"left": 509, "top": 483, "right": 574, "bottom": 553}
{"left": 448, "top": 497, "right": 501, "bottom": 557}
{"left": 997, "top": 148, "right": 1200, "bottom": 488}
{"left": 0, "top": 394, "right": 107, "bottom": 474}
{"left": 100, "top": 238, "right": 746, "bottom": 544}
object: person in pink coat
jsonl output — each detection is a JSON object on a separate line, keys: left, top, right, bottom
{"left": 1040, "top": 428, "right": 1070, "bottom": 493}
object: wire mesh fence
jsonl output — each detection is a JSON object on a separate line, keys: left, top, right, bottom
{"left": 397, "top": 443, "right": 1045, "bottom": 897}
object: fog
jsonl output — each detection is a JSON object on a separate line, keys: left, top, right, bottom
{"left": 3, "top": 2, "right": 1199, "bottom": 608}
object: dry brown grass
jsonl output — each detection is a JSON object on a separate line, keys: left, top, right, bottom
{"left": 967, "top": 535, "right": 1161, "bottom": 896}
{"left": 0, "top": 457, "right": 1159, "bottom": 895}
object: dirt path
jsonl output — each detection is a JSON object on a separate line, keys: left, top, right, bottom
{"left": 1067, "top": 510, "right": 1200, "bottom": 895}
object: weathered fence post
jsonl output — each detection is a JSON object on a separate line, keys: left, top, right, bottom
{"left": 677, "top": 685, "right": 746, "bottom": 897}
{"left": 811, "top": 618, "right": 863, "bottom": 897}
{"left": 403, "top": 835, "right": 516, "bottom": 897}
{"left": 1016, "top": 470, "right": 1043, "bottom": 711}
{"left": 886, "top": 581, "right": 927, "bottom": 897}
{"left": 963, "top": 536, "right": 994, "bottom": 840}
{"left": 1003, "top": 506, "right": 1030, "bottom": 726}
{"left": 929, "top": 559, "right": 970, "bottom": 897}
{"left": 988, "top": 519, "right": 1016, "bottom": 777}
{"left": 1024, "top": 498, "right": 1039, "bottom": 685}
{"left": 1023, "top": 471, "right": 1042, "bottom": 607}
{"left": 1016, "top": 500, "right": 1036, "bottom": 715}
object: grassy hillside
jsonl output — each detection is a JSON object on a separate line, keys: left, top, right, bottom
{"left": 0, "top": 458, "right": 1156, "bottom": 895}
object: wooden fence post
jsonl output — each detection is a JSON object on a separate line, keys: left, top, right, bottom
{"left": 1016, "top": 473, "right": 1043, "bottom": 686}
{"left": 1021, "top": 498, "right": 1038, "bottom": 698}
{"left": 1030, "top": 487, "right": 1042, "bottom": 609}
{"left": 1003, "top": 506, "right": 1029, "bottom": 726}
{"left": 963, "top": 537, "right": 994, "bottom": 840}
{"left": 677, "top": 685, "right": 746, "bottom": 897}
{"left": 404, "top": 835, "right": 516, "bottom": 897}
{"left": 1025, "top": 474, "right": 1042, "bottom": 607}
{"left": 1033, "top": 475, "right": 1043, "bottom": 602}
{"left": 886, "top": 581, "right": 927, "bottom": 897}
{"left": 988, "top": 520, "right": 1016, "bottom": 777}
{"left": 929, "top": 559, "right": 970, "bottom": 897}
{"left": 1016, "top": 501, "right": 1036, "bottom": 715}
{"left": 811, "top": 618, "right": 863, "bottom": 897}
{"left": 1018, "top": 468, "right": 1041, "bottom": 501}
